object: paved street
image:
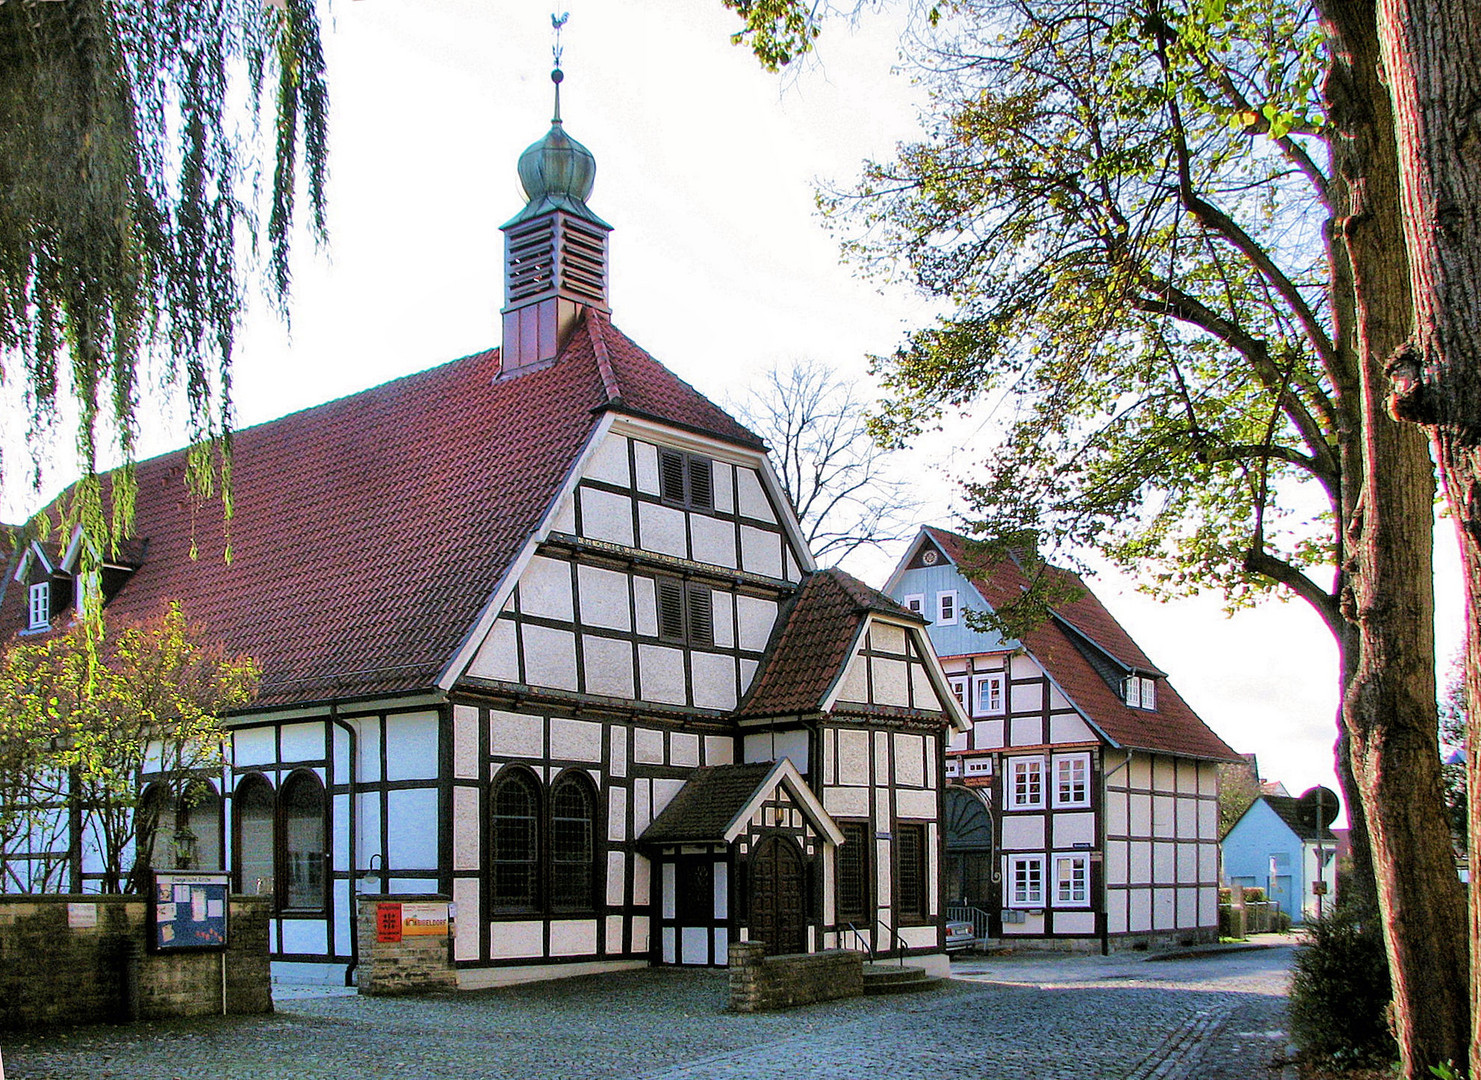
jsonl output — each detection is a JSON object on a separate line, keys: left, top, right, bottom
{"left": 1, "top": 939, "right": 1297, "bottom": 1080}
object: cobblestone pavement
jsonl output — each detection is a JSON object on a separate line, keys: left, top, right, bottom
{"left": 1, "top": 940, "right": 1298, "bottom": 1080}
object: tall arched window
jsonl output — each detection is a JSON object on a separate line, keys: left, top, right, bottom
{"left": 138, "top": 782, "right": 174, "bottom": 872}
{"left": 490, "top": 769, "right": 540, "bottom": 913}
{"left": 235, "top": 775, "right": 275, "bottom": 897}
{"left": 280, "top": 770, "right": 326, "bottom": 911}
{"left": 549, "top": 773, "right": 596, "bottom": 912}
{"left": 179, "top": 780, "right": 223, "bottom": 871}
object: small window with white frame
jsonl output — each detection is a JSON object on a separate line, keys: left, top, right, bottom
{"left": 1007, "top": 756, "right": 1044, "bottom": 809}
{"left": 1052, "top": 852, "right": 1090, "bottom": 906}
{"left": 27, "top": 581, "right": 50, "bottom": 630}
{"left": 903, "top": 593, "right": 925, "bottom": 617}
{"left": 972, "top": 672, "right": 1005, "bottom": 716}
{"left": 948, "top": 675, "right": 968, "bottom": 711}
{"left": 1124, "top": 674, "right": 1156, "bottom": 710}
{"left": 1053, "top": 753, "right": 1090, "bottom": 808}
{"left": 936, "top": 590, "right": 957, "bottom": 625}
{"left": 1009, "top": 854, "right": 1044, "bottom": 907}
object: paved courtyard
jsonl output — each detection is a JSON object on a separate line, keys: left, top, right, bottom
{"left": 1, "top": 939, "right": 1298, "bottom": 1080}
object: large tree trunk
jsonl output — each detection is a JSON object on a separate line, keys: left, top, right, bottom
{"left": 1375, "top": 0, "right": 1481, "bottom": 1073}
{"left": 1318, "top": 1, "right": 1472, "bottom": 1075}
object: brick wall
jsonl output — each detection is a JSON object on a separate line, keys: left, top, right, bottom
{"left": 727, "top": 942, "right": 863, "bottom": 1012}
{"left": 355, "top": 896, "right": 457, "bottom": 996}
{"left": 0, "top": 895, "right": 271, "bottom": 1030}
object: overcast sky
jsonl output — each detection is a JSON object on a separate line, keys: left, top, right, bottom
{"left": 9, "top": 0, "right": 1465, "bottom": 820}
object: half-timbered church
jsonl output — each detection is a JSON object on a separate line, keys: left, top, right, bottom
{"left": 884, "top": 527, "right": 1240, "bottom": 950}
{"left": 2, "top": 73, "right": 968, "bottom": 986}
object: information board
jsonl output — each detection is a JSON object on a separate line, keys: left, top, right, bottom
{"left": 151, "top": 872, "right": 230, "bottom": 953}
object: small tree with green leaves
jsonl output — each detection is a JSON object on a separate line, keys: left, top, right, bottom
{"left": 0, "top": 602, "right": 259, "bottom": 894}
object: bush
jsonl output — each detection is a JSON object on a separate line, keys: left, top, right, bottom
{"left": 1288, "top": 904, "right": 1396, "bottom": 1067}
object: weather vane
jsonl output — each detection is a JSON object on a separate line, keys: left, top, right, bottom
{"left": 551, "top": 12, "right": 569, "bottom": 71}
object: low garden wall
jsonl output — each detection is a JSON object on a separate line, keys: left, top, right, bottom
{"left": 727, "top": 942, "right": 863, "bottom": 1012}
{"left": 0, "top": 894, "right": 271, "bottom": 1030}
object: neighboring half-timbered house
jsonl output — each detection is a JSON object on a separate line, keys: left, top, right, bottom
{"left": 1, "top": 77, "right": 967, "bottom": 986}
{"left": 883, "top": 527, "right": 1241, "bottom": 951}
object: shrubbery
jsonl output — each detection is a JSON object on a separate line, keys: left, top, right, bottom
{"left": 1288, "top": 903, "right": 1396, "bottom": 1067}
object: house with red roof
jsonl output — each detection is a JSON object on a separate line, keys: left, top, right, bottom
{"left": 883, "top": 527, "right": 1241, "bottom": 949}
{"left": 1, "top": 73, "right": 968, "bottom": 986}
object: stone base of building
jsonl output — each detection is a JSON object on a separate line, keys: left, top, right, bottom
{"left": 456, "top": 958, "right": 649, "bottom": 990}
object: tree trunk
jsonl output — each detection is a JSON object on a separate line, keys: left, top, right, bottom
{"left": 1375, "top": 0, "right": 1481, "bottom": 1072}
{"left": 1317, "top": 1, "right": 1472, "bottom": 1074}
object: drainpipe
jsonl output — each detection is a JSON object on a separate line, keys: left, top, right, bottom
{"left": 1099, "top": 749, "right": 1132, "bottom": 955}
{"left": 330, "top": 702, "right": 358, "bottom": 987}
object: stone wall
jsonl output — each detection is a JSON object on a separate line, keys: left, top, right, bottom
{"left": 0, "top": 895, "right": 271, "bottom": 1030}
{"left": 355, "top": 895, "right": 457, "bottom": 995}
{"left": 727, "top": 942, "right": 863, "bottom": 1012}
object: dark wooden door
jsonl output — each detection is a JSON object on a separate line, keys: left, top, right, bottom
{"left": 749, "top": 836, "right": 806, "bottom": 956}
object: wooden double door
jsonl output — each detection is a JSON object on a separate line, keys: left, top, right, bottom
{"left": 748, "top": 835, "right": 806, "bottom": 956}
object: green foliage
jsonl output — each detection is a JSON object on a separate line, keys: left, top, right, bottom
{"left": 0, "top": 601, "right": 260, "bottom": 893}
{"left": 0, "top": 0, "right": 329, "bottom": 570}
{"left": 1288, "top": 903, "right": 1397, "bottom": 1067}
{"left": 828, "top": 0, "right": 1345, "bottom": 626}
{"left": 722, "top": 0, "right": 825, "bottom": 69}
{"left": 1218, "top": 759, "right": 1262, "bottom": 836}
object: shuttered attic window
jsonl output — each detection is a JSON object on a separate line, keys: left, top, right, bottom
{"left": 658, "top": 449, "right": 713, "bottom": 511}
{"left": 656, "top": 576, "right": 714, "bottom": 647}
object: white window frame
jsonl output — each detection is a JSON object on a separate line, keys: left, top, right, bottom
{"left": 948, "top": 675, "right": 968, "bottom": 710}
{"left": 1052, "top": 852, "right": 1091, "bottom": 907}
{"left": 936, "top": 590, "right": 957, "bottom": 625}
{"left": 972, "top": 672, "right": 1005, "bottom": 717}
{"left": 1124, "top": 674, "right": 1157, "bottom": 711}
{"left": 1008, "top": 854, "right": 1045, "bottom": 908}
{"left": 1052, "top": 753, "right": 1091, "bottom": 808}
{"left": 27, "top": 581, "right": 50, "bottom": 630}
{"left": 1007, "top": 756, "right": 1045, "bottom": 810}
{"left": 903, "top": 593, "right": 925, "bottom": 616}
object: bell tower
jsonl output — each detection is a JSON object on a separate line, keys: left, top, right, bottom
{"left": 499, "top": 64, "right": 612, "bottom": 377}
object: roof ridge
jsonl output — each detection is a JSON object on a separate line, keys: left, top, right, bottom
{"left": 584, "top": 308, "right": 624, "bottom": 405}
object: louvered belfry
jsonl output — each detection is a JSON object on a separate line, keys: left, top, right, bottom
{"left": 500, "top": 68, "right": 613, "bottom": 377}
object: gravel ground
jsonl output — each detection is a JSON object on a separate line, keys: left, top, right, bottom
{"left": 1, "top": 939, "right": 1298, "bottom": 1080}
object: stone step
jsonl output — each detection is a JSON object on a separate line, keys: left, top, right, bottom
{"left": 861, "top": 963, "right": 942, "bottom": 996}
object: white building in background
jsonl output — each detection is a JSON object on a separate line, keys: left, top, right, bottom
{"left": 884, "top": 526, "right": 1242, "bottom": 950}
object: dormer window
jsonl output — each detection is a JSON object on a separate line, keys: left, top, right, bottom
{"left": 27, "top": 581, "right": 50, "bottom": 629}
{"left": 1125, "top": 674, "right": 1156, "bottom": 710}
{"left": 658, "top": 449, "right": 713, "bottom": 511}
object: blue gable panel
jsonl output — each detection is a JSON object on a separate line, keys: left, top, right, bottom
{"left": 888, "top": 563, "right": 1019, "bottom": 658}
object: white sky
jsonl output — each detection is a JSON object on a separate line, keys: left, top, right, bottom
{"left": 10, "top": 0, "right": 1465, "bottom": 821}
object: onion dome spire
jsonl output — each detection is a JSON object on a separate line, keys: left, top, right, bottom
{"left": 506, "top": 64, "right": 608, "bottom": 229}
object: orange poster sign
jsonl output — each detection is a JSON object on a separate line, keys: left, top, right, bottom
{"left": 376, "top": 903, "right": 402, "bottom": 943}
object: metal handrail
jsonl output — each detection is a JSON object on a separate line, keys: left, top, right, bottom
{"left": 842, "top": 921, "right": 874, "bottom": 962}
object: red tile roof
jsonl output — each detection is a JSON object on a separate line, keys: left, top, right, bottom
{"left": 735, "top": 568, "right": 933, "bottom": 720}
{"left": 923, "top": 526, "right": 1240, "bottom": 762}
{"left": 3, "top": 310, "right": 761, "bottom": 708}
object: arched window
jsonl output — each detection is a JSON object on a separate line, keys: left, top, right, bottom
{"left": 490, "top": 769, "right": 540, "bottom": 912}
{"left": 549, "top": 773, "right": 596, "bottom": 911}
{"left": 235, "top": 775, "right": 275, "bottom": 898}
{"left": 138, "top": 783, "right": 174, "bottom": 872}
{"left": 280, "top": 771, "right": 326, "bottom": 911}
{"left": 179, "top": 780, "right": 223, "bottom": 871}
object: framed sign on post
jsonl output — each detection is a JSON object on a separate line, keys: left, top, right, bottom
{"left": 151, "top": 872, "right": 231, "bottom": 953}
